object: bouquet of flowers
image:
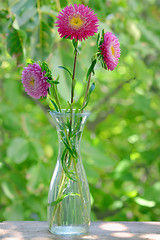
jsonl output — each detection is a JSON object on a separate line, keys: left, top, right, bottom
{"left": 21, "top": 3, "right": 120, "bottom": 236}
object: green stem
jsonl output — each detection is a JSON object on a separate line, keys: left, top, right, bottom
{"left": 71, "top": 48, "right": 78, "bottom": 106}
{"left": 50, "top": 144, "right": 89, "bottom": 228}
{"left": 72, "top": 157, "right": 90, "bottom": 222}
{"left": 50, "top": 84, "right": 61, "bottom": 112}
{"left": 70, "top": 43, "right": 78, "bottom": 136}
{"left": 49, "top": 171, "right": 66, "bottom": 229}
{"left": 81, "top": 73, "right": 92, "bottom": 113}
{"left": 49, "top": 149, "right": 70, "bottom": 228}
{"left": 49, "top": 42, "right": 79, "bottom": 227}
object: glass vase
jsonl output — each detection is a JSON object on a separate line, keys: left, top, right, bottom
{"left": 48, "top": 110, "right": 91, "bottom": 235}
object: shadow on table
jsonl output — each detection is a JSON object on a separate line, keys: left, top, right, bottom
{"left": 81, "top": 222, "right": 160, "bottom": 240}
{"left": 1, "top": 221, "right": 160, "bottom": 240}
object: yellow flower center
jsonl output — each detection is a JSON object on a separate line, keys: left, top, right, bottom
{"left": 70, "top": 15, "right": 84, "bottom": 29}
{"left": 29, "top": 77, "right": 35, "bottom": 86}
{"left": 111, "top": 46, "right": 115, "bottom": 57}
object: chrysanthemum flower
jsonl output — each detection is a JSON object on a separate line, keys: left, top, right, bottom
{"left": 21, "top": 63, "right": 51, "bottom": 99}
{"left": 99, "top": 32, "right": 121, "bottom": 71}
{"left": 55, "top": 4, "right": 99, "bottom": 41}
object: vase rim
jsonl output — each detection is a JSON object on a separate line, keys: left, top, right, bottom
{"left": 49, "top": 109, "right": 90, "bottom": 117}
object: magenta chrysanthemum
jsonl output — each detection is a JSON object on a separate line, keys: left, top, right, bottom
{"left": 100, "top": 32, "right": 121, "bottom": 71}
{"left": 55, "top": 4, "right": 99, "bottom": 41}
{"left": 21, "top": 63, "right": 51, "bottom": 99}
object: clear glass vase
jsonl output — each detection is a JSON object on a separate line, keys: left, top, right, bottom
{"left": 48, "top": 110, "right": 91, "bottom": 235}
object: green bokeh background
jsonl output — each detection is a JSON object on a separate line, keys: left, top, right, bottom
{"left": 0, "top": 0, "right": 160, "bottom": 222}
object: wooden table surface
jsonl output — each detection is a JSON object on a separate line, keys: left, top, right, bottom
{"left": 0, "top": 221, "right": 160, "bottom": 240}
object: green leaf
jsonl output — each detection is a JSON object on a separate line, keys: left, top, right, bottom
{"left": 72, "top": 39, "right": 78, "bottom": 49}
{"left": 31, "top": 20, "right": 52, "bottom": 60}
{"left": 7, "top": 26, "right": 26, "bottom": 64}
{"left": 41, "top": 61, "right": 53, "bottom": 81}
{"left": 48, "top": 192, "right": 80, "bottom": 207}
{"left": 61, "top": 138, "right": 77, "bottom": 159}
{"left": 96, "top": 33, "right": 100, "bottom": 47}
{"left": 50, "top": 99, "right": 59, "bottom": 112}
{"left": 80, "top": 83, "right": 95, "bottom": 111}
{"left": 59, "top": 66, "right": 73, "bottom": 78}
{"left": 27, "top": 59, "right": 35, "bottom": 65}
{"left": 15, "top": 7, "right": 37, "bottom": 27}
{"left": 65, "top": 102, "right": 71, "bottom": 113}
{"left": 86, "top": 59, "right": 97, "bottom": 81}
{"left": 51, "top": 80, "right": 59, "bottom": 84}
{"left": 89, "top": 82, "right": 95, "bottom": 94}
{"left": 70, "top": 124, "right": 81, "bottom": 138}
{"left": 61, "top": 148, "right": 77, "bottom": 181}
{"left": 98, "top": 29, "right": 105, "bottom": 49}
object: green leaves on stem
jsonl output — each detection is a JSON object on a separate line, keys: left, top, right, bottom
{"left": 96, "top": 32, "right": 100, "bottom": 48}
{"left": 48, "top": 192, "right": 80, "bottom": 207}
{"left": 58, "top": 66, "right": 77, "bottom": 101}
{"left": 50, "top": 98, "right": 59, "bottom": 112}
{"left": 61, "top": 148, "right": 77, "bottom": 182}
{"left": 97, "top": 29, "right": 108, "bottom": 70}
{"left": 61, "top": 137, "right": 78, "bottom": 160}
{"left": 72, "top": 39, "right": 78, "bottom": 52}
{"left": 49, "top": 82, "right": 61, "bottom": 112}
{"left": 81, "top": 58, "right": 97, "bottom": 112}
{"left": 71, "top": 41, "right": 78, "bottom": 107}
{"left": 98, "top": 29, "right": 105, "bottom": 47}
{"left": 80, "top": 83, "right": 95, "bottom": 112}
{"left": 59, "top": 66, "right": 73, "bottom": 79}
{"left": 40, "top": 61, "right": 61, "bottom": 112}
{"left": 59, "top": 39, "right": 78, "bottom": 111}
{"left": 7, "top": 26, "right": 26, "bottom": 65}
{"left": 40, "top": 61, "right": 53, "bottom": 81}
{"left": 86, "top": 59, "right": 97, "bottom": 82}
{"left": 59, "top": 117, "right": 80, "bottom": 182}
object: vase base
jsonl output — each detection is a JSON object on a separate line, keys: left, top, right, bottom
{"left": 49, "top": 225, "right": 89, "bottom": 236}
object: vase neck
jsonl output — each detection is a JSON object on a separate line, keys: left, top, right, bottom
{"left": 50, "top": 110, "right": 90, "bottom": 142}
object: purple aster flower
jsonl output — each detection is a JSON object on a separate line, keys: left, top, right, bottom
{"left": 21, "top": 63, "right": 51, "bottom": 99}
{"left": 99, "top": 32, "right": 121, "bottom": 71}
{"left": 55, "top": 4, "right": 99, "bottom": 41}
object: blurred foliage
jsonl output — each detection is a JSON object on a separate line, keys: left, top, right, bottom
{"left": 0, "top": 0, "right": 160, "bottom": 222}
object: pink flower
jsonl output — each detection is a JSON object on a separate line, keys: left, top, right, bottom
{"left": 99, "top": 32, "right": 121, "bottom": 71}
{"left": 21, "top": 63, "right": 51, "bottom": 99}
{"left": 55, "top": 4, "right": 99, "bottom": 41}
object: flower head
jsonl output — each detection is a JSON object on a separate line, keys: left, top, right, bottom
{"left": 99, "top": 32, "right": 121, "bottom": 71}
{"left": 21, "top": 63, "right": 51, "bottom": 99}
{"left": 55, "top": 4, "right": 99, "bottom": 41}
